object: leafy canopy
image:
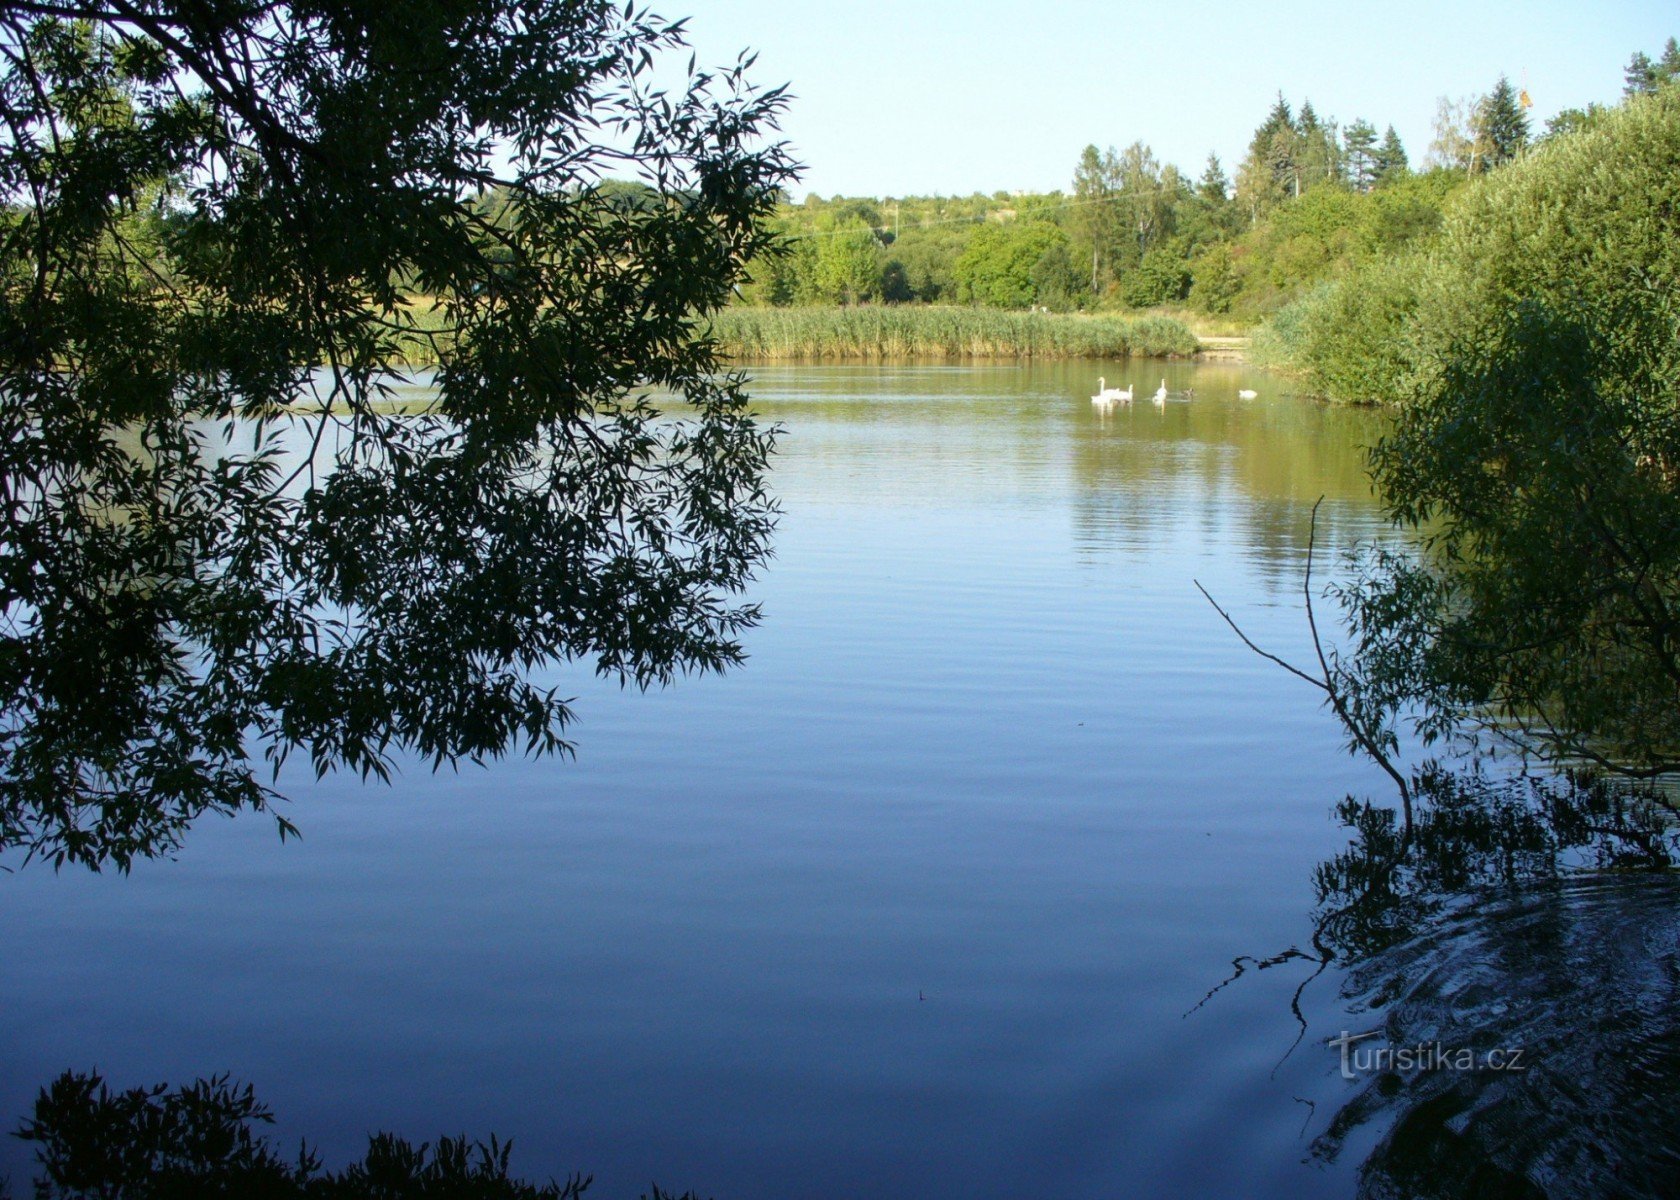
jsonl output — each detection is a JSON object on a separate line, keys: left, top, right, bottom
{"left": 1330, "top": 88, "right": 1680, "bottom": 773}
{"left": 0, "top": 2, "right": 795, "bottom": 869}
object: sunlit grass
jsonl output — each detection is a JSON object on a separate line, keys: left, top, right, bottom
{"left": 1134, "top": 305, "right": 1256, "bottom": 339}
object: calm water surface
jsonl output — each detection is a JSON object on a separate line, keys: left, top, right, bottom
{"left": 3, "top": 361, "right": 1416, "bottom": 1197}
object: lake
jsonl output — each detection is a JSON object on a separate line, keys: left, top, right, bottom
{"left": 0, "top": 360, "right": 1458, "bottom": 1196}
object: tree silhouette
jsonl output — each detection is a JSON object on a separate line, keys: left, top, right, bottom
{"left": 0, "top": 2, "right": 796, "bottom": 869}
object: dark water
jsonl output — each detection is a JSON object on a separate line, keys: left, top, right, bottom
{"left": 1, "top": 362, "right": 1659, "bottom": 1197}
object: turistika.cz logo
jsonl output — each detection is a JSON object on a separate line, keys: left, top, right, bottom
{"left": 1326, "top": 1029, "right": 1527, "bottom": 1080}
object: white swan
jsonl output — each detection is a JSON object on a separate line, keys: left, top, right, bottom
{"left": 1237, "top": 388, "right": 1258, "bottom": 400}
{"left": 1093, "top": 376, "right": 1131, "bottom": 405}
{"left": 1152, "top": 378, "right": 1168, "bottom": 404}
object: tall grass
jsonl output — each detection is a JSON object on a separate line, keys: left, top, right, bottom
{"left": 1136, "top": 304, "right": 1257, "bottom": 339}
{"left": 709, "top": 305, "right": 1200, "bottom": 360}
{"left": 390, "top": 299, "right": 454, "bottom": 366}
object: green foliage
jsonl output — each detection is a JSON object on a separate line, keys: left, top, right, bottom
{"left": 1472, "top": 76, "right": 1530, "bottom": 169}
{"left": 1544, "top": 103, "right": 1610, "bottom": 140}
{"left": 1328, "top": 87, "right": 1680, "bottom": 771}
{"left": 1295, "top": 100, "right": 1344, "bottom": 190}
{"left": 1362, "top": 168, "right": 1457, "bottom": 249}
{"left": 1071, "top": 144, "right": 1124, "bottom": 295}
{"left": 810, "top": 217, "right": 882, "bottom": 304}
{"left": 707, "top": 306, "right": 1198, "bottom": 360}
{"left": 1207, "top": 168, "right": 1461, "bottom": 322}
{"left": 1253, "top": 258, "right": 1428, "bottom": 402}
{"left": 1626, "top": 50, "right": 1659, "bottom": 96}
{"left": 1235, "top": 93, "right": 1295, "bottom": 218}
{"left": 1027, "top": 238, "right": 1083, "bottom": 310}
{"left": 1196, "top": 153, "right": 1231, "bottom": 204}
{"left": 0, "top": 4, "right": 794, "bottom": 869}
{"left": 1624, "top": 37, "right": 1680, "bottom": 98}
{"left": 1114, "top": 142, "right": 1176, "bottom": 258}
{"left": 953, "top": 221, "right": 1071, "bottom": 308}
{"left": 881, "top": 221, "right": 972, "bottom": 302}
{"left": 1120, "top": 243, "right": 1192, "bottom": 307}
{"left": 1372, "top": 126, "right": 1410, "bottom": 184}
{"left": 1342, "top": 119, "right": 1379, "bottom": 191}
{"left": 735, "top": 214, "right": 802, "bottom": 306}
{"left": 1187, "top": 244, "right": 1239, "bottom": 314}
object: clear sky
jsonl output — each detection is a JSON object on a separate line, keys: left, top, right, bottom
{"left": 678, "top": 0, "right": 1676, "bottom": 199}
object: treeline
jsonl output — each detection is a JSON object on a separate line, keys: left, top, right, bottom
{"left": 736, "top": 46, "right": 1679, "bottom": 324}
{"left": 1281, "top": 69, "right": 1680, "bottom": 786}
{"left": 1265, "top": 37, "right": 1680, "bottom": 401}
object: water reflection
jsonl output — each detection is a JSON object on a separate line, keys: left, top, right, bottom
{"left": 748, "top": 359, "right": 1390, "bottom": 596}
{"left": 0, "top": 360, "right": 1440, "bottom": 1198}
{"left": 1270, "top": 763, "right": 1680, "bottom": 1198}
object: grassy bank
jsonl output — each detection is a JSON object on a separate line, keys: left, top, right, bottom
{"left": 709, "top": 305, "right": 1200, "bottom": 361}
{"left": 1133, "top": 305, "right": 1257, "bottom": 339}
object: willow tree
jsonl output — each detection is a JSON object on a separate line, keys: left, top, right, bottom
{"left": 1341, "top": 88, "right": 1680, "bottom": 775}
{"left": 0, "top": 3, "right": 796, "bottom": 869}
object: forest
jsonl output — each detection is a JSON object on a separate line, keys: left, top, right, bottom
{"left": 731, "top": 41, "right": 1680, "bottom": 333}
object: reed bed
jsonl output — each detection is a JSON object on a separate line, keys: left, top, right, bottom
{"left": 709, "top": 305, "right": 1200, "bottom": 361}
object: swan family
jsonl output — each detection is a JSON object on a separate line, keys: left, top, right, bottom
{"left": 1092, "top": 378, "right": 1262, "bottom": 406}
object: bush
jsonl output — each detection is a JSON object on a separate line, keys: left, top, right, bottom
{"left": 1332, "top": 87, "right": 1680, "bottom": 772}
{"left": 1256, "top": 255, "right": 1429, "bottom": 402}
{"left": 12, "top": 1071, "right": 714, "bottom": 1200}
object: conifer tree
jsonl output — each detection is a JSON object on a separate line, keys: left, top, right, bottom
{"left": 1372, "top": 126, "right": 1410, "bottom": 184}
{"left": 1238, "top": 93, "right": 1302, "bottom": 211}
{"left": 1343, "top": 119, "right": 1379, "bottom": 191}
{"left": 1660, "top": 38, "right": 1680, "bottom": 86}
{"left": 1296, "top": 100, "right": 1343, "bottom": 189}
{"left": 1474, "top": 76, "right": 1530, "bottom": 169}
{"left": 1197, "top": 153, "right": 1231, "bottom": 203}
{"left": 1625, "top": 50, "right": 1658, "bottom": 96}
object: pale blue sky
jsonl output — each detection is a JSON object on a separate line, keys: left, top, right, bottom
{"left": 678, "top": 0, "right": 1676, "bottom": 198}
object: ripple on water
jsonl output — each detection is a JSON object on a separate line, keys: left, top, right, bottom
{"left": 1316, "top": 874, "right": 1680, "bottom": 1198}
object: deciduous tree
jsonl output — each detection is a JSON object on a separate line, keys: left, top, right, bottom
{"left": 953, "top": 220, "right": 1070, "bottom": 309}
{"left": 0, "top": 2, "right": 795, "bottom": 869}
{"left": 1071, "top": 143, "right": 1122, "bottom": 295}
{"left": 812, "top": 217, "right": 882, "bottom": 304}
{"left": 1348, "top": 88, "right": 1680, "bottom": 774}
